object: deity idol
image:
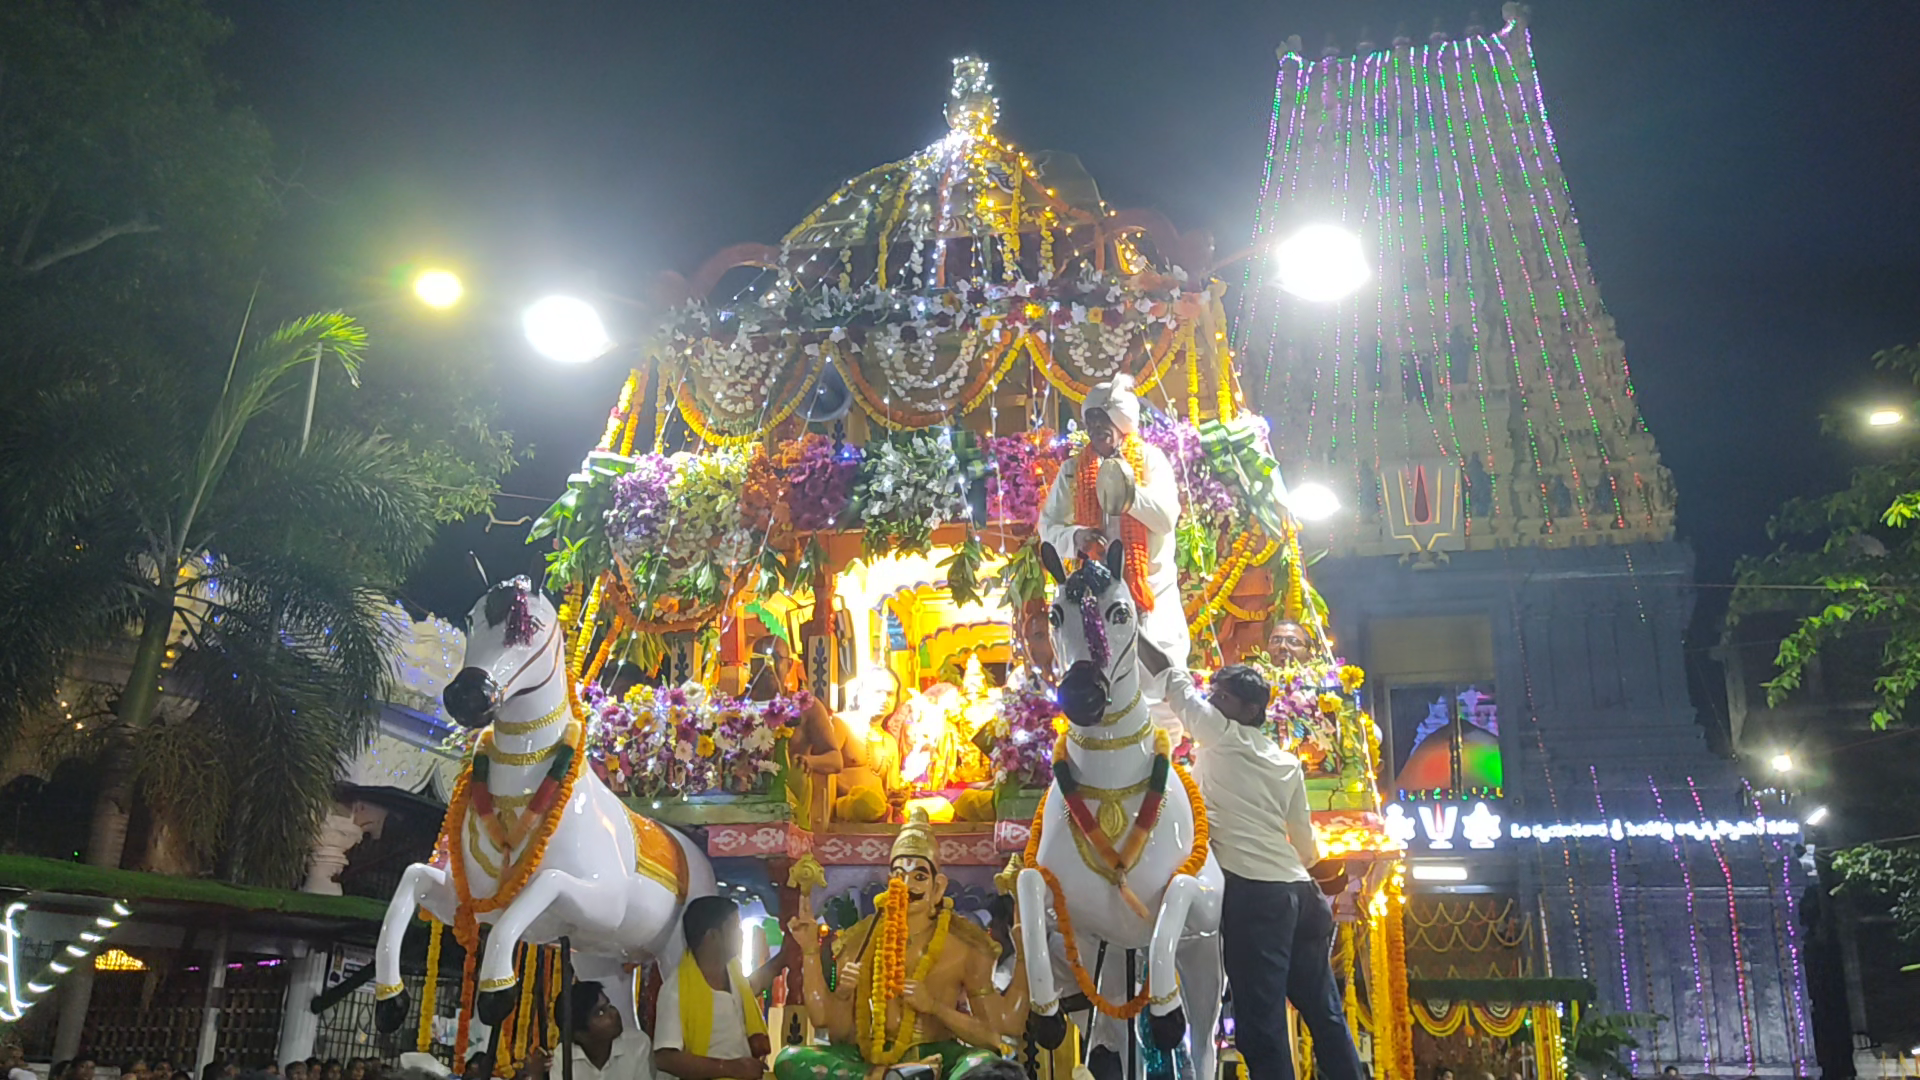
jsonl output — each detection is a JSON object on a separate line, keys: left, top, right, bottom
{"left": 778, "top": 810, "right": 1028, "bottom": 1080}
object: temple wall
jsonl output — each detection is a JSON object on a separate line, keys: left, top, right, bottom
{"left": 1311, "top": 542, "right": 1814, "bottom": 1075}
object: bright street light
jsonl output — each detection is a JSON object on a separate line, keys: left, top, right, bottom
{"left": 1273, "top": 223, "right": 1370, "bottom": 303}
{"left": 1769, "top": 752, "right": 1795, "bottom": 775}
{"left": 523, "top": 295, "right": 613, "bottom": 364}
{"left": 412, "top": 269, "right": 464, "bottom": 310}
{"left": 1868, "top": 408, "right": 1906, "bottom": 428}
{"left": 1285, "top": 481, "right": 1342, "bottom": 522}
{"left": 1805, "top": 806, "right": 1829, "bottom": 826}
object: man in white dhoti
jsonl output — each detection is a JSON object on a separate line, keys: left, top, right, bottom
{"left": 1037, "top": 374, "right": 1191, "bottom": 691}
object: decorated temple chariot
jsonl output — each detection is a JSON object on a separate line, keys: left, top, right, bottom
{"left": 398, "top": 56, "right": 1430, "bottom": 1080}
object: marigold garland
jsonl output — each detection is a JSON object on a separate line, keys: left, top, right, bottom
{"left": 1184, "top": 532, "right": 1254, "bottom": 622}
{"left": 1022, "top": 759, "right": 1208, "bottom": 1019}
{"left": 571, "top": 579, "right": 604, "bottom": 680}
{"left": 1210, "top": 294, "right": 1238, "bottom": 420}
{"left": 1073, "top": 434, "right": 1153, "bottom": 612}
{"left": 1366, "top": 904, "right": 1396, "bottom": 1080}
{"left": 1386, "top": 889, "right": 1414, "bottom": 1080}
{"left": 835, "top": 335, "right": 1010, "bottom": 431}
{"left": 583, "top": 617, "right": 623, "bottom": 687}
{"left": 543, "top": 945, "right": 560, "bottom": 1049}
{"left": 865, "top": 886, "right": 951, "bottom": 1065}
{"left": 439, "top": 699, "right": 587, "bottom": 1061}
{"left": 956, "top": 333, "right": 1025, "bottom": 415}
{"left": 1219, "top": 597, "right": 1275, "bottom": 622}
{"left": 417, "top": 918, "right": 443, "bottom": 1052}
{"left": 1185, "top": 334, "right": 1202, "bottom": 420}
{"left": 1025, "top": 323, "right": 1184, "bottom": 406}
{"left": 510, "top": 942, "right": 538, "bottom": 1071}
{"left": 599, "top": 371, "right": 640, "bottom": 452}
{"left": 617, "top": 365, "right": 650, "bottom": 457}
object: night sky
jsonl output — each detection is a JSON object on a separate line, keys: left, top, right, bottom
{"left": 210, "top": 1, "right": 1920, "bottom": 627}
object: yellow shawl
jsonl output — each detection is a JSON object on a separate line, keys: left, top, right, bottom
{"left": 675, "top": 956, "right": 767, "bottom": 1056}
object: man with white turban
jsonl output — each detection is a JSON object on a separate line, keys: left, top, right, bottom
{"left": 1038, "top": 374, "right": 1191, "bottom": 687}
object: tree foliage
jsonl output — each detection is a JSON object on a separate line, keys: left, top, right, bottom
{"left": 1829, "top": 843, "right": 1920, "bottom": 947}
{"left": 1732, "top": 345, "right": 1920, "bottom": 729}
{"left": 0, "top": 315, "right": 456, "bottom": 884}
{"left": 1565, "top": 1010, "right": 1664, "bottom": 1080}
{"left": 0, "top": 0, "right": 520, "bottom": 886}
{"left": 0, "top": 0, "right": 273, "bottom": 276}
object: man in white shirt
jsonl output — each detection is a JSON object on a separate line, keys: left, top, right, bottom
{"left": 1140, "top": 644, "right": 1361, "bottom": 1080}
{"left": 653, "top": 897, "right": 769, "bottom": 1080}
{"left": 567, "top": 981, "right": 655, "bottom": 1080}
{"left": 4, "top": 1045, "right": 36, "bottom": 1080}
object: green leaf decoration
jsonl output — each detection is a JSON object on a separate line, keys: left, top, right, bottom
{"left": 744, "top": 600, "right": 791, "bottom": 647}
{"left": 941, "top": 529, "right": 989, "bottom": 608}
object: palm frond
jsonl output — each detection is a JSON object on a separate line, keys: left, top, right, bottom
{"left": 168, "top": 603, "right": 378, "bottom": 886}
{"left": 177, "top": 313, "right": 368, "bottom": 551}
{"left": 209, "top": 429, "right": 439, "bottom": 575}
{"left": 131, "top": 719, "right": 232, "bottom": 864}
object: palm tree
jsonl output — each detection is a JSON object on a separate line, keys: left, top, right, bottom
{"left": 0, "top": 312, "right": 439, "bottom": 884}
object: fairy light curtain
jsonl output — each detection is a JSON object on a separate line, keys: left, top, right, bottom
{"left": 1234, "top": 11, "right": 1674, "bottom": 555}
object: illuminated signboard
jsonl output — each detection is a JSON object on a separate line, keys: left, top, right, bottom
{"left": 1388, "top": 801, "right": 1802, "bottom": 853}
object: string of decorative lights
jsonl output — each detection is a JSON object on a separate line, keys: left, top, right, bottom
{"left": 0, "top": 900, "right": 132, "bottom": 1022}
{"left": 1686, "top": 776, "right": 1757, "bottom": 1074}
{"left": 1589, "top": 766, "right": 1637, "bottom": 1074}
{"left": 1500, "top": 550, "right": 1590, "bottom": 982}
{"left": 1447, "top": 38, "right": 1567, "bottom": 533}
{"left": 1478, "top": 33, "right": 1617, "bottom": 530}
{"left": 1747, "top": 786, "right": 1811, "bottom": 1076}
{"left": 1240, "top": 24, "right": 1673, "bottom": 552}
{"left": 1648, "top": 776, "right": 1714, "bottom": 1072}
{"left": 1392, "top": 48, "right": 1468, "bottom": 471}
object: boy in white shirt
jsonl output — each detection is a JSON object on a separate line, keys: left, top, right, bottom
{"left": 566, "top": 981, "right": 654, "bottom": 1080}
{"left": 653, "top": 897, "right": 770, "bottom": 1080}
{"left": 1139, "top": 642, "right": 1361, "bottom": 1080}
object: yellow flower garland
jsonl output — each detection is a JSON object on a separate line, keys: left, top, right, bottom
{"left": 570, "top": 579, "right": 603, "bottom": 680}
{"left": 598, "top": 371, "right": 640, "bottom": 452}
{"left": 865, "top": 885, "right": 952, "bottom": 1066}
{"left": 1186, "top": 532, "right": 1279, "bottom": 625}
{"left": 1185, "top": 333, "right": 1202, "bottom": 419}
{"left": 417, "top": 918, "right": 443, "bottom": 1052}
{"left": 512, "top": 943, "right": 538, "bottom": 1065}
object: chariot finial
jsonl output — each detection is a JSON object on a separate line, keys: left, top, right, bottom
{"left": 946, "top": 55, "right": 998, "bottom": 138}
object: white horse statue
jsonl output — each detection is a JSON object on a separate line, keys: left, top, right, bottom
{"left": 1017, "top": 543, "right": 1223, "bottom": 1080}
{"left": 372, "top": 577, "right": 715, "bottom": 1038}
